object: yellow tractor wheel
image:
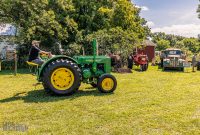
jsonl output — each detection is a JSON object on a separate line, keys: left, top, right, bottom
{"left": 97, "top": 74, "right": 117, "bottom": 93}
{"left": 42, "top": 59, "right": 81, "bottom": 95}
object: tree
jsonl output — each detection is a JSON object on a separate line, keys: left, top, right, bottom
{"left": 72, "top": 0, "right": 113, "bottom": 34}
{"left": 156, "top": 39, "right": 170, "bottom": 51}
{"left": 0, "top": 0, "right": 149, "bottom": 56}
{"left": 85, "top": 27, "right": 138, "bottom": 54}
{"left": 174, "top": 41, "right": 184, "bottom": 49}
{"left": 112, "top": 0, "right": 149, "bottom": 39}
{"left": 151, "top": 32, "right": 200, "bottom": 53}
{"left": 183, "top": 38, "right": 200, "bottom": 53}
{"left": 152, "top": 32, "right": 184, "bottom": 47}
{"left": 0, "top": 0, "right": 77, "bottom": 46}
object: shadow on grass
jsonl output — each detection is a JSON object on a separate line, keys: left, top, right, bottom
{"left": 134, "top": 69, "right": 142, "bottom": 72}
{"left": 156, "top": 67, "right": 191, "bottom": 73}
{"left": 161, "top": 69, "right": 189, "bottom": 73}
{"left": 0, "top": 68, "right": 30, "bottom": 75}
{"left": 0, "top": 88, "right": 113, "bottom": 103}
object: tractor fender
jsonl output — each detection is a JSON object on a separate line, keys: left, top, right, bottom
{"left": 38, "top": 55, "right": 78, "bottom": 81}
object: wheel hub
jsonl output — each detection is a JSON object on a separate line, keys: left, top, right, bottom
{"left": 102, "top": 78, "right": 114, "bottom": 91}
{"left": 51, "top": 68, "right": 74, "bottom": 90}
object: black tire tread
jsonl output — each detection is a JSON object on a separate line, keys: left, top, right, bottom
{"left": 97, "top": 74, "right": 117, "bottom": 93}
{"left": 42, "top": 59, "right": 81, "bottom": 95}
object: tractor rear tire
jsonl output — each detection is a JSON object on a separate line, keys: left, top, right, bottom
{"left": 43, "top": 59, "right": 81, "bottom": 95}
{"left": 97, "top": 74, "right": 117, "bottom": 93}
{"left": 42, "top": 82, "right": 52, "bottom": 94}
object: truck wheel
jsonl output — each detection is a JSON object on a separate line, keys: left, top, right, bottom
{"left": 163, "top": 67, "right": 166, "bottom": 71}
{"left": 180, "top": 67, "right": 184, "bottom": 71}
{"left": 97, "top": 74, "right": 117, "bottom": 93}
{"left": 43, "top": 59, "right": 81, "bottom": 95}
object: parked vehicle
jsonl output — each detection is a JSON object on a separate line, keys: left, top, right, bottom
{"left": 28, "top": 39, "right": 117, "bottom": 95}
{"left": 160, "top": 48, "right": 186, "bottom": 71}
{"left": 133, "top": 53, "right": 149, "bottom": 71}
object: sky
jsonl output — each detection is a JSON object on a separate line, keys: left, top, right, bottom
{"left": 133, "top": 0, "right": 200, "bottom": 38}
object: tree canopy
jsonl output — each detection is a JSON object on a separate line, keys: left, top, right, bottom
{"left": 156, "top": 39, "right": 170, "bottom": 51}
{"left": 0, "top": 0, "right": 149, "bottom": 56}
{"left": 152, "top": 32, "right": 200, "bottom": 53}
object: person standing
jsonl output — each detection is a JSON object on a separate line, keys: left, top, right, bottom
{"left": 192, "top": 54, "right": 197, "bottom": 72}
{"left": 127, "top": 53, "right": 133, "bottom": 69}
{"left": 160, "top": 51, "right": 166, "bottom": 68}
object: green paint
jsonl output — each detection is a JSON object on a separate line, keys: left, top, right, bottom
{"left": 37, "top": 39, "right": 112, "bottom": 84}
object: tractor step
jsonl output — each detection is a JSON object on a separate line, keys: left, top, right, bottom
{"left": 32, "top": 82, "right": 42, "bottom": 87}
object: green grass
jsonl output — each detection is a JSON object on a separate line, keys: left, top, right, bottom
{"left": 0, "top": 67, "right": 200, "bottom": 135}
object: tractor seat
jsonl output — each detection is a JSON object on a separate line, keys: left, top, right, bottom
{"left": 26, "top": 61, "right": 39, "bottom": 74}
{"left": 26, "top": 61, "right": 39, "bottom": 67}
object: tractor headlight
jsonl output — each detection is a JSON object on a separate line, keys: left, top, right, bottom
{"left": 142, "top": 58, "right": 146, "bottom": 61}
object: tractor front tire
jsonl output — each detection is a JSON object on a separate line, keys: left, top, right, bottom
{"left": 97, "top": 74, "right": 117, "bottom": 93}
{"left": 140, "top": 64, "right": 146, "bottom": 71}
{"left": 43, "top": 59, "right": 81, "bottom": 95}
{"left": 143, "top": 64, "right": 148, "bottom": 71}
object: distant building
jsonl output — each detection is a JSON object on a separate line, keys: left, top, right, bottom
{"left": 0, "top": 24, "right": 17, "bottom": 60}
{"left": 0, "top": 24, "right": 16, "bottom": 36}
{"left": 0, "top": 40, "right": 17, "bottom": 60}
{"left": 137, "top": 40, "right": 157, "bottom": 62}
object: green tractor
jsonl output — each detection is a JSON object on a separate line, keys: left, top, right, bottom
{"left": 34, "top": 39, "right": 117, "bottom": 95}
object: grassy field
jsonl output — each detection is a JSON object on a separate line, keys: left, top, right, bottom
{"left": 0, "top": 66, "right": 200, "bottom": 135}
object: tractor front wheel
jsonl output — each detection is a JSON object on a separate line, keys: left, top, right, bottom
{"left": 140, "top": 64, "right": 148, "bottom": 71}
{"left": 143, "top": 63, "right": 148, "bottom": 71}
{"left": 97, "top": 74, "right": 117, "bottom": 93}
{"left": 42, "top": 59, "right": 81, "bottom": 95}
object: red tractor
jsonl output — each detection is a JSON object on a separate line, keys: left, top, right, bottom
{"left": 133, "top": 53, "right": 149, "bottom": 71}
{"left": 128, "top": 51, "right": 149, "bottom": 71}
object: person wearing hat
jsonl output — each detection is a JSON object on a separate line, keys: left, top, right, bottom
{"left": 28, "top": 40, "right": 52, "bottom": 65}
